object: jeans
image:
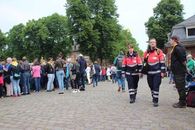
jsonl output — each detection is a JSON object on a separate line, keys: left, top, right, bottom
{"left": 56, "top": 70, "right": 65, "bottom": 92}
{"left": 92, "top": 74, "right": 98, "bottom": 87}
{"left": 11, "top": 76, "right": 21, "bottom": 96}
{"left": 22, "top": 72, "right": 31, "bottom": 94}
{"left": 111, "top": 74, "right": 117, "bottom": 83}
{"left": 65, "top": 76, "right": 71, "bottom": 90}
{"left": 47, "top": 74, "right": 55, "bottom": 91}
{"left": 117, "top": 72, "right": 125, "bottom": 90}
{"left": 80, "top": 73, "right": 86, "bottom": 89}
{"left": 34, "top": 77, "right": 41, "bottom": 92}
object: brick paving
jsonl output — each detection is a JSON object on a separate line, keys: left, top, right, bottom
{"left": 0, "top": 77, "right": 194, "bottom": 130}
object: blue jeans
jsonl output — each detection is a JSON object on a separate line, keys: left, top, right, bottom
{"left": 34, "top": 77, "right": 41, "bottom": 92}
{"left": 56, "top": 70, "right": 65, "bottom": 92}
{"left": 22, "top": 72, "right": 31, "bottom": 94}
{"left": 47, "top": 74, "right": 55, "bottom": 91}
{"left": 92, "top": 74, "right": 98, "bottom": 87}
{"left": 117, "top": 72, "right": 125, "bottom": 90}
{"left": 11, "top": 76, "right": 21, "bottom": 96}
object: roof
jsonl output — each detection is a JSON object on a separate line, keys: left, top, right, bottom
{"left": 173, "top": 15, "right": 195, "bottom": 29}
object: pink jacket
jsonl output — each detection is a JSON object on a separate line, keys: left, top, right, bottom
{"left": 32, "top": 65, "right": 41, "bottom": 78}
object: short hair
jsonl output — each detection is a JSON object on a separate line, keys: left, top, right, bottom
{"left": 171, "top": 36, "right": 179, "bottom": 43}
{"left": 149, "top": 38, "right": 157, "bottom": 42}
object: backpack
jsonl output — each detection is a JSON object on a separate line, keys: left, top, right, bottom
{"left": 94, "top": 64, "right": 100, "bottom": 75}
{"left": 187, "top": 91, "right": 195, "bottom": 107}
{"left": 13, "top": 65, "right": 21, "bottom": 80}
{"left": 116, "top": 55, "right": 124, "bottom": 69}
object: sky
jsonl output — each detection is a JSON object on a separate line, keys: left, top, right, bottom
{"left": 0, "top": 0, "right": 195, "bottom": 50}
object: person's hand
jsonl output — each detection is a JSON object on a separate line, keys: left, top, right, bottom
{"left": 139, "top": 73, "right": 143, "bottom": 78}
{"left": 161, "top": 73, "right": 165, "bottom": 78}
{"left": 122, "top": 74, "right": 126, "bottom": 78}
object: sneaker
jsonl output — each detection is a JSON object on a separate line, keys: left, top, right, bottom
{"left": 80, "top": 88, "right": 85, "bottom": 91}
{"left": 172, "top": 102, "right": 186, "bottom": 108}
{"left": 77, "top": 89, "right": 80, "bottom": 93}
{"left": 58, "top": 92, "right": 64, "bottom": 94}
{"left": 72, "top": 90, "right": 77, "bottom": 93}
{"left": 153, "top": 102, "right": 159, "bottom": 107}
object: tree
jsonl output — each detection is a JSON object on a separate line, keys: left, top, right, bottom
{"left": 145, "top": 0, "right": 184, "bottom": 49}
{"left": 66, "top": 0, "right": 121, "bottom": 62}
{"left": 113, "top": 29, "right": 142, "bottom": 58}
{"left": 7, "top": 13, "right": 71, "bottom": 60}
{"left": 87, "top": 0, "right": 121, "bottom": 62}
{"left": 66, "top": 0, "right": 99, "bottom": 61}
{"left": 7, "top": 24, "right": 26, "bottom": 59}
{"left": 0, "top": 29, "right": 7, "bottom": 59}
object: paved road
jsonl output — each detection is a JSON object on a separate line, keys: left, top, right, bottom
{"left": 0, "top": 77, "right": 194, "bottom": 130}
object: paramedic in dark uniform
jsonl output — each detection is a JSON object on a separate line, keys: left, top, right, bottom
{"left": 143, "top": 38, "right": 166, "bottom": 107}
{"left": 122, "top": 45, "right": 142, "bottom": 103}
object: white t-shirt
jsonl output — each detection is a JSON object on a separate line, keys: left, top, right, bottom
{"left": 106, "top": 68, "right": 111, "bottom": 76}
{"left": 85, "top": 66, "right": 91, "bottom": 75}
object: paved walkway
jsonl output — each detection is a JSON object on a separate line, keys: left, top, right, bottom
{"left": 0, "top": 77, "right": 194, "bottom": 130}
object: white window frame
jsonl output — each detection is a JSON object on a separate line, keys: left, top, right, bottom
{"left": 186, "top": 26, "right": 195, "bottom": 38}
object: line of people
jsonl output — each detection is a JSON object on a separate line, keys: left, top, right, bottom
{"left": 0, "top": 54, "right": 88, "bottom": 97}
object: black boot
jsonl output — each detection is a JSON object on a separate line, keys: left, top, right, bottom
{"left": 130, "top": 98, "right": 135, "bottom": 104}
{"left": 172, "top": 101, "right": 186, "bottom": 108}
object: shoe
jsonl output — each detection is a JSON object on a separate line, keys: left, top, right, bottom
{"left": 77, "top": 89, "right": 80, "bottom": 92}
{"left": 118, "top": 87, "right": 121, "bottom": 92}
{"left": 80, "top": 88, "right": 85, "bottom": 91}
{"left": 153, "top": 102, "right": 159, "bottom": 107}
{"left": 172, "top": 102, "right": 186, "bottom": 108}
{"left": 58, "top": 92, "right": 64, "bottom": 94}
{"left": 130, "top": 99, "right": 135, "bottom": 104}
{"left": 72, "top": 90, "right": 77, "bottom": 93}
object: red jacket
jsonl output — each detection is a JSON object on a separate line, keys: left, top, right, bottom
{"left": 122, "top": 51, "right": 143, "bottom": 75}
{"left": 102, "top": 68, "right": 106, "bottom": 75}
{"left": 143, "top": 49, "right": 166, "bottom": 75}
{"left": 0, "top": 76, "right": 4, "bottom": 86}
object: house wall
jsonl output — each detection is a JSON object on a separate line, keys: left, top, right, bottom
{"left": 172, "top": 27, "right": 186, "bottom": 40}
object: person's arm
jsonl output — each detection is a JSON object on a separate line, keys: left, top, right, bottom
{"left": 136, "top": 54, "right": 143, "bottom": 73}
{"left": 159, "top": 50, "right": 166, "bottom": 74}
{"left": 122, "top": 57, "right": 126, "bottom": 75}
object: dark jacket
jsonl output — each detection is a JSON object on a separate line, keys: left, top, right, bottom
{"left": 78, "top": 57, "right": 87, "bottom": 74}
{"left": 45, "top": 63, "right": 54, "bottom": 74}
{"left": 171, "top": 44, "right": 187, "bottom": 75}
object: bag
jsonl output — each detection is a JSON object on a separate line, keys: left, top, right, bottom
{"left": 13, "top": 65, "right": 21, "bottom": 80}
{"left": 142, "top": 53, "right": 150, "bottom": 74}
{"left": 13, "top": 73, "right": 20, "bottom": 80}
{"left": 116, "top": 56, "right": 124, "bottom": 68}
{"left": 187, "top": 91, "right": 195, "bottom": 107}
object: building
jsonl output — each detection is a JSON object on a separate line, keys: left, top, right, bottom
{"left": 165, "top": 15, "right": 195, "bottom": 66}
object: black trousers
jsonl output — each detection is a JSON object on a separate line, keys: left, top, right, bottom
{"left": 174, "top": 74, "right": 186, "bottom": 103}
{"left": 0, "top": 86, "right": 3, "bottom": 98}
{"left": 126, "top": 75, "right": 139, "bottom": 99}
{"left": 147, "top": 74, "right": 161, "bottom": 103}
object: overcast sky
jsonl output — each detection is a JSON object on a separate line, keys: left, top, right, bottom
{"left": 0, "top": 0, "right": 195, "bottom": 50}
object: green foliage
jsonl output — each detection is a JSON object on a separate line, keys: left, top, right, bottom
{"left": 0, "top": 29, "right": 7, "bottom": 59}
{"left": 113, "top": 29, "right": 143, "bottom": 58}
{"left": 66, "top": 0, "right": 121, "bottom": 62}
{"left": 145, "top": 0, "right": 184, "bottom": 49}
{"left": 7, "top": 13, "right": 71, "bottom": 60}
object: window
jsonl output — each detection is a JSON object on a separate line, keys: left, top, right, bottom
{"left": 186, "top": 27, "right": 195, "bottom": 38}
